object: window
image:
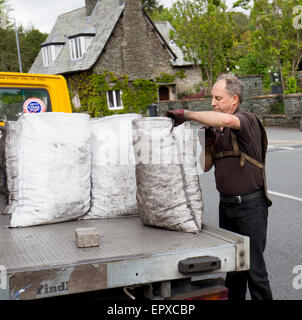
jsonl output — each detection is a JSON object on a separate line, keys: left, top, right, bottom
{"left": 0, "top": 88, "right": 51, "bottom": 121}
{"left": 42, "top": 45, "right": 63, "bottom": 66}
{"left": 106, "top": 90, "right": 123, "bottom": 110}
{"left": 69, "top": 36, "right": 93, "bottom": 60}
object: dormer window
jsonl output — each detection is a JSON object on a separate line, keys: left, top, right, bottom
{"left": 41, "top": 44, "right": 64, "bottom": 67}
{"left": 68, "top": 29, "right": 95, "bottom": 61}
{"left": 69, "top": 36, "right": 93, "bottom": 60}
{"left": 68, "top": 26, "right": 96, "bottom": 61}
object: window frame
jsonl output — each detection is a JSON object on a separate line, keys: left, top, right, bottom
{"left": 69, "top": 36, "right": 93, "bottom": 61}
{"left": 41, "top": 45, "right": 63, "bottom": 67}
{"left": 106, "top": 90, "right": 124, "bottom": 110}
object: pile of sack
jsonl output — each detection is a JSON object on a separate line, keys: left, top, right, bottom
{"left": 0, "top": 112, "right": 203, "bottom": 233}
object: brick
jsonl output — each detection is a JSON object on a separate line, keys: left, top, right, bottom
{"left": 75, "top": 227, "right": 101, "bottom": 248}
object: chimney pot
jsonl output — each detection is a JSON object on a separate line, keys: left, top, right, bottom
{"left": 85, "top": 0, "right": 98, "bottom": 16}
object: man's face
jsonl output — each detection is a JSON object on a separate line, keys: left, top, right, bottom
{"left": 211, "top": 80, "right": 238, "bottom": 114}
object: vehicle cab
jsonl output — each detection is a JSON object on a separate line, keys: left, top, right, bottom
{"left": 0, "top": 72, "right": 72, "bottom": 124}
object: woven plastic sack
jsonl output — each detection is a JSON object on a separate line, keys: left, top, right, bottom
{"left": 83, "top": 114, "right": 141, "bottom": 220}
{"left": 10, "top": 113, "right": 91, "bottom": 227}
{"left": 2, "top": 121, "right": 19, "bottom": 214}
{"left": 132, "top": 117, "right": 203, "bottom": 233}
{"left": 0, "top": 126, "right": 8, "bottom": 199}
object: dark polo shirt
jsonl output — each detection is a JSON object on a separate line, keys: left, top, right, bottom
{"left": 213, "top": 109, "right": 264, "bottom": 196}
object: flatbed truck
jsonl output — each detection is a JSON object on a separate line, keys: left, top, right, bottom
{"left": 0, "top": 72, "right": 249, "bottom": 300}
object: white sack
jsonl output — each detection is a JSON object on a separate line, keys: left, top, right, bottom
{"left": 83, "top": 114, "right": 141, "bottom": 220}
{"left": 132, "top": 118, "right": 203, "bottom": 233}
{"left": 10, "top": 113, "right": 91, "bottom": 227}
{"left": 3, "top": 121, "right": 19, "bottom": 214}
{"left": 0, "top": 126, "right": 8, "bottom": 199}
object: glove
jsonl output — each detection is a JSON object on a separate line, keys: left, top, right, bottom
{"left": 166, "top": 109, "right": 189, "bottom": 127}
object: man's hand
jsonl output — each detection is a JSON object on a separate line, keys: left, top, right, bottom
{"left": 166, "top": 109, "right": 189, "bottom": 127}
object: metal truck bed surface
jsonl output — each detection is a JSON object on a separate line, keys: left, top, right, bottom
{"left": 0, "top": 214, "right": 249, "bottom": 300}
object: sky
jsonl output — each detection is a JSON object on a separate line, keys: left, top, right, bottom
{"left": 5, "top": 0, "right": 247, "bottom": 34}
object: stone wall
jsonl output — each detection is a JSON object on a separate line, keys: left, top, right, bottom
{"left": 238, "top": 75, "right": 263, "bottom": 98}
{"left": 94, "top": 0, "right": 175, "bottom": 80}
{"left": 240, "top": 95, "right": 280, "bottom": 115}
{"left": 283, "top": 94, "right": 302, "bottom": 115}
{"left": 173, "top": 66, "right": 202, "bottom": 96}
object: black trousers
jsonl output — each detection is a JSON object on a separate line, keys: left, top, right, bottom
{"left": 219, "top": 193, "right": 273, "bottom": 300}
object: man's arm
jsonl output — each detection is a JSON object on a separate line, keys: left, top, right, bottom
{"left": 186, "top": 110, "right": 241, "bottom": 130}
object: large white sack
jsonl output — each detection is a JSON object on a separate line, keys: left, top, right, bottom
{"left": 3, "top": 121, "right": 19, "bottom": 214}
{"left": 132, "top": 118, "right": 203, "bottom": 233}
{"left": 10, "top": 112, "right": 91, "bottom": 227}
{"left": 83, "top": 113, "right": 141, "bottom": 220}
{"left": 0, "top": 126, "right": 8, "bottom": 200}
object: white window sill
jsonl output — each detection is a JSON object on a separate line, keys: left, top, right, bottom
{"left": 108, "top": 106, "right": 124, "bottom": 111}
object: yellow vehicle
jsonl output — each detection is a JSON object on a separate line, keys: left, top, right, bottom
{"left": 0, "top": 72, "right": 72, "bottom": 123}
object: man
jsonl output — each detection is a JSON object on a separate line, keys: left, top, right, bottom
{"left": 166, "top": 74, "right": 273, "bottom": 300}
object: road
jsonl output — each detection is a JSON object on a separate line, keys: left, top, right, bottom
{"left": 199, "top": 127, "right": 302, "bottom": 300}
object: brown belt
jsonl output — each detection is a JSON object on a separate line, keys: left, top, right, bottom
{"left": 220, "top": 190, "right": 264, "bottom": 204}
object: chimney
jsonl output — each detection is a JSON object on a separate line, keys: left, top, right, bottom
{"left": 85, "top": 0, "right": 98, "bottom": 16}
{"left": 121, "top": 0, "right": 154, "bottom": 79}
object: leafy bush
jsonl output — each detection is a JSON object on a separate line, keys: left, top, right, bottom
{"left": 69, "top": 71, "right": 158, "bottom": 117}
{"left": 284, "top": 77, "right": 297, "bottom": 95}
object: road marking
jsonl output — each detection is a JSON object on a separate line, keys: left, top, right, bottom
{"left": 268, "top": 145, "right": 302, "bottom": 152}
{"left": 268, "top": 190, "right": 302, "bottom": 202}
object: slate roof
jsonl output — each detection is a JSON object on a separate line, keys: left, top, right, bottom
{"left": 30, "top": 0, "right": 124, "bottom": 75}
{"left": 30, "top": 0, "right": 192, "bottom": 75}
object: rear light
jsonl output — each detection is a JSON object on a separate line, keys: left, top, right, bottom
{"left": 166, "top": 285, "right": 228, "bottom": 300}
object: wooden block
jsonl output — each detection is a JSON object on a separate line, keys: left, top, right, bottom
{"left": 75, "top": 227, "right": 101, "bottom": 248}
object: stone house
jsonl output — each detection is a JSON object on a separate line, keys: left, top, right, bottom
{"left": 30, "top": 0, "right": 202, "bottom": 111}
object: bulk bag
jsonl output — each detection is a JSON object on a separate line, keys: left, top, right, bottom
{"left": 2, "top": 121, "right": 19, "bottom": 214}
{"left": 132, "top": 118, "right": 203, "bottom": 233}
{"left": 83, "top": 114, "right": 141, "bottom": 219}
{"left": 0, "top": 125, "right": 8, "bottom": 200}
{"left": 10, "top": 113, "right": 91, "bottom": 227}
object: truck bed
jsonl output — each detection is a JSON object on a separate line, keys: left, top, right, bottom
{"left": 0, "top": 212, "right": 249, "bottom": 300}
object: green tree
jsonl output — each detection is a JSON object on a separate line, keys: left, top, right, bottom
{"left": 0, "top": 0, "right": 47, "bottom": 72}
{"left": 169, "top": 0, "right": 234, "bottom": 90}
{"left": 229, "top": 11, "right": 249, "bottom": 42}
{"left": 141, "top": 0, "right": 163, "bottom": 15}
{"left": 0, "top": 27, "right": 20, "bottom": 71}
{"left": 148, "top": 7, "right": 174, "bottom": 23}
{"left": 0, "top": 0, "right": 11, "bottom": 29}
{"left": 0, "top": 24, "right": 47, "bottom": 72}
{"left": 242, "top": 0, "right": 302, "bottom": 92}
{"left": 20, "top": 28, "right": 47, "bottom": 72}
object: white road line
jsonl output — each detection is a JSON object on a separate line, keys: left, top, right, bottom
{"left": 280, "top": 147, "right": 295, "bottom": 150}
{"left": 268, "top": 190, "right": 302, "bottom": 202}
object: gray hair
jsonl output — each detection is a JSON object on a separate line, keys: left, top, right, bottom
{"left": 217, "top": 74, "right": 243, "bottom": 104}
